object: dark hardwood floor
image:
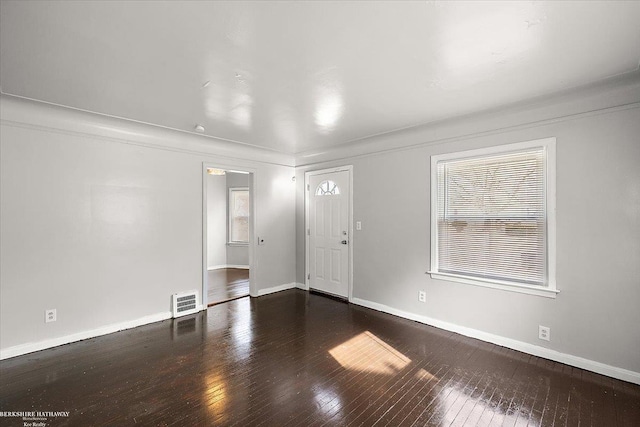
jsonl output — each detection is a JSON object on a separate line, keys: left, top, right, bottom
{"left": 207, "top": 268, "right": 249, "bottom": 305}
{"left": 1, "top": 289, "right": 639, "bottom": 426}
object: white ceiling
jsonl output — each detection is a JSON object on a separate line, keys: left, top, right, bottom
{"left": 1, "top": 1, "right": 639, "bottom": 155}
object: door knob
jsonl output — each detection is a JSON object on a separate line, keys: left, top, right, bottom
{"left": 341, "top": 240, "right": 348, "bottom": 245}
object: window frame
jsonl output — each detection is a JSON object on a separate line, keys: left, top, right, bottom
{"left": 429, "top": 137, "right": 558, "bottom": 298}
{"left": 228, "top": 187, "right": 249, "bottom": 246}
{"left": 315, "top": 180, "right": 341, "bottom": 196}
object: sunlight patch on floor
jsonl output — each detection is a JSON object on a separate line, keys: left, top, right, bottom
{"left": 204, "top": 372, "right": 228, "bottom": 423}
{"left": 329, "top": 331, "right": 413, "bottom": 375}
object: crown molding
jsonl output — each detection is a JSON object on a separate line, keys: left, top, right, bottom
{"left": 295, "top": 71, "right": 640, "bottom": 166}
{"left": 0, "top": 94, "right": 296, "bottom": 168}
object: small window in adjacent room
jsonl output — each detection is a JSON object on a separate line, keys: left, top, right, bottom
{"left": 429, "top": 137, "right": 557, "bottom": 298}
{"left": 229, "top": 187, "right": 249, "bottom": 244}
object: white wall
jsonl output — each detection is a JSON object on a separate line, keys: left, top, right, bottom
{"left": 295, "top": 76, "right": 640, "bottom": 382}
{"left": 0, "top": 95, "right": 296, "bottom": 357}
{"left": 207, "top": 174, "right": 227, "bottom": 268}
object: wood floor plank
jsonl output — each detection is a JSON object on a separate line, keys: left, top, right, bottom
{"left": 363, "top": 334, "right": 469, "bottom": 426}
{"left": 1, "top": 289, "right": 639, "bottom": 426}
{"left": 208, "top": 268, "right": 249, "bottom": 305}
{"left": 613, "top": 378, "right": 640, "bottom": 426}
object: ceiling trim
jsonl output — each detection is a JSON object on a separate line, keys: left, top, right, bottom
{"left": 295, "top": 71, "right": 640, "bottom": 167}
{"left": 0, "top": 94, "right": 295, "bottom": 168}
{"left": 2, "top": 70, "right": 638, "bottom": 170}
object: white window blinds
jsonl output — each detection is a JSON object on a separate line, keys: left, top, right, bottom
{"left": 435, "top": 147, "right": 547, "bottom": 286}
{"left": 229, "top": 188, "right": 249, "bottom": 243}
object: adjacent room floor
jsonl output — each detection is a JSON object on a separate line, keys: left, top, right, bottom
{"left": 207, "top": 267, "right": 249, "bottom": 305}
{"left": 1, "top": 290, "right": 639, "bottom": 426}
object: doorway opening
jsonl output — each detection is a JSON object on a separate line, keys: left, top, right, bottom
{"left": 203, "top": 164, "right": 255, "bottom": 306}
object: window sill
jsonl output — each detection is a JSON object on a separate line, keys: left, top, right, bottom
{"left": 227, "top": 242, "right": 249, "bottom": 247}
{"left": 428, "top": 271, "right": 559, "bottom": 299}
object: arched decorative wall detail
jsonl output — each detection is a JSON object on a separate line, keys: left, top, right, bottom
{"left": 315, "top": 180, "right": 340, "bottom": 196}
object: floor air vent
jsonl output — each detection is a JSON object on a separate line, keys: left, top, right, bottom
{"left": 172, "top": 291, "right": 199, "bottom": 318}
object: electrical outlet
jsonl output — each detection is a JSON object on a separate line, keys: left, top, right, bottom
{"left": 45, "top": 309, "right": 57, "bottom": 323}
{"left": 539, "top": 325, "right": 550, "bottom": 341}
{"left": 418, "top": 291, "right": 426, "bottom": 303}
{"left": 356, "top": 221, "right": 362, "bottom": 230}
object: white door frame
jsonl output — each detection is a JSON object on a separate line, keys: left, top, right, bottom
{"left": 202, "top": 162, "right": 258, "bottom": 309}
{"left": 305, "top": 165, "right": 353, "bottom": 301}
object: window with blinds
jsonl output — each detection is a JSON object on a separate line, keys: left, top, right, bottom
{"left": 430, "top": 138, "right": 557, "bottom": 297}
{"left": 229, "top": 187, "right": 249, "bottom": 244}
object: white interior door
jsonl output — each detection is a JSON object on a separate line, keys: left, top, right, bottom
{"left": 308, "top": 170, "right": 350, "bottom": 298}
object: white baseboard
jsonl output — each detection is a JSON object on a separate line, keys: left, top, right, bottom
{"left": 257, "top": 282, "right": 297, "bottom": 297}
{"left": 296, "top": 282, "right": 309, "bottom": 290}
{"left": 207, "top": 264, "right": 249, "bottom": 270}
{"left": 0, "top": 311, "right": 172, "bottom": 360}
{"left": 350, "top": 297, "right": 640, "bottom": 385}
